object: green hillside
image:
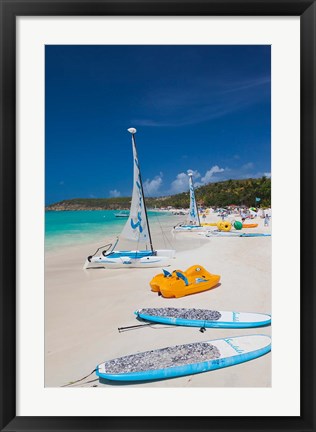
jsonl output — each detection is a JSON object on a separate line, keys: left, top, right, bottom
{"left": 46, "top": 177, "right": 271, "bottom": 211}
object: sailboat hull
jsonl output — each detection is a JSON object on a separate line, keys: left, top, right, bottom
{"left": 84, "top": 249, "right": 176, "bottom": 269}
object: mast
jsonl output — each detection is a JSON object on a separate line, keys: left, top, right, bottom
{"left": 188, "top": 171, "right": 201, "bottom": 226}
{"left": 127, "top": 128, "right": 154, "bottom": 252}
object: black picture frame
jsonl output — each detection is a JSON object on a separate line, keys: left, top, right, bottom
{"left": 0, "top": 1, "right": 315, "bottom": 431}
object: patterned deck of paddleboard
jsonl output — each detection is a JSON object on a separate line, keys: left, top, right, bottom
{"left": 139, "top": 308, "right": 222, "bottom": 321}
{"left": 103, "top": 342, "right": 221, "bottom": 374}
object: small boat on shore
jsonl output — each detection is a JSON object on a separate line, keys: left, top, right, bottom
{"left": 84, "top": 129, "right": 175, "bottom": 269}
{"left": 150, "top": 265, "right": 220, "bottom": 298}
{"left": 114, "top": 211, "right": 129, "bottom": 218}
{"left": 173, "top": 172, "right": 206, "bottom": 233}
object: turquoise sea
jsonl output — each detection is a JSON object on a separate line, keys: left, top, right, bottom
{"left": 45, "top": 210, "right": 171, "bottom": 251}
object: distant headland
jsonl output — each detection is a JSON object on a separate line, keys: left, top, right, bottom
{"left": 45, "top": 177, "right": 271, "bottom": 211}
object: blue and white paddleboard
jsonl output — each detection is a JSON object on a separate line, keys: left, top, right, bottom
{"left": 203, "top": 231, "right": 271, "bottom": 238}
{"left": 96, "top": 334, "right": 271, "bottom": 382}
{"left": 240, "top": 233, "right": 271, "bottom": 237}
{"left": 135, "top": 308, "right": 271, "bottom": 329}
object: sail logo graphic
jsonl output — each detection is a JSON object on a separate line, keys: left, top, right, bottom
{"left": 130, "top": 211, "right": 143, "bottom": 233}
{"left": 129, "top": 161, "right": 146, "bottom": 238}
{"left": 190, "top": 184, "right": 196, "bottom": 218}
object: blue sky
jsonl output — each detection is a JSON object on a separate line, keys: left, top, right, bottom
{"left": 45, "top": 45, "right": 271, "bottom": 204}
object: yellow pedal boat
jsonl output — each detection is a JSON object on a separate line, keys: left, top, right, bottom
{"left": 150, "top": 265, "right": 221, "bottom": 298}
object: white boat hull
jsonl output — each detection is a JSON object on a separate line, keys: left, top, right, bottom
{"left": 84, "top": 249, "right": 176, "bottom": 269}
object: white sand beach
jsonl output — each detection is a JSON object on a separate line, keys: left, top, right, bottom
{"left": 45, "top": 212, "right": 271, "bottom": 388}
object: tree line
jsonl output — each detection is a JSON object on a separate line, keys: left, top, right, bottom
{"left": 46, "top": 177, "right": 271, "bottom": 210}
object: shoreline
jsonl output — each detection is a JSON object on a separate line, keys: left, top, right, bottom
{"left": 45, "top": 212, "right": 184, "bottom": 253}
{"left": 45, "top": 213, "right": 271, "bottom": 388}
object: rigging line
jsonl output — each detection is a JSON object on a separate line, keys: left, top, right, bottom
{"left": 156, "top": 216, "right": 174, "bottom": 250}
{"left": 162, "top": 220, "right": 175, "bottom": 249}
{"left": 142, "top": 183, "right": 175, "bottom": 251}
{"left": 142, "top": 183, "right": 166, "bottom": 250}
{"left": 153, "top": 209, "right": 169, "bottom": 250}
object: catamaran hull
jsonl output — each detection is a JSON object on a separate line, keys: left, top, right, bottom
{"left": 84, "top": 249, "right": 176, "bottom": 269}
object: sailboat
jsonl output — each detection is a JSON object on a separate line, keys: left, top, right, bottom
{"left": 114, "top": 211, "right": 129, "bottom": 218}
{"left": 173, "top": 171, "right": 206, "bottom": 233}
{"left": 84, "top": 128, "right": 176, "bottom": 269}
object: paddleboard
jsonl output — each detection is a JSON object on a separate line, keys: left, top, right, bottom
{"left": 204, "top": 231, "right": 241, "bottom": 237}
{"left": 135, "top": 307, "right": 271, "bottom": 329}
{"left": 201, "top": 231, "right": 271, "bottom": 238}
{"left": 240, "top": 233, "right": 271, "bottom": 237}
{"left": 96, "top": 334, "right": 271, "bottom": 382}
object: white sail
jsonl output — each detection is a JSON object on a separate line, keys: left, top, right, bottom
{"left": 188, "top": 172, "right": 200, "bottom": 226}
{"left": 120, "top": 131, "right": 150, "bottom": 243}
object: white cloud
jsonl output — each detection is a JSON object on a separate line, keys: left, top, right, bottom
{"left": 109, "top": 189, "right": 121, "bottom": 198}
{"left": 171, "top": 173, "right": 190, "bottom": 193}
{"left": 201, "top": 165, "right": 225, "bottom": 183}
{"left": 171, "top": 169, "right": 201, "bottom": 193}
{"left": 169, "top": 162, "right": 270, "bottom": 195}
{"left": 242, "top": 162, "right": 254, "bottom": 170}
{"left": 187, "top": 169, "right": 201, "bottom": 179}
{"left": 143, "top": 173, "right": 163, "bottom": 196}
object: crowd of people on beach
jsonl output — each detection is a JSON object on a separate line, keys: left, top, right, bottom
{"left": 198, "top": 206, "right": 272, "bottom": 226}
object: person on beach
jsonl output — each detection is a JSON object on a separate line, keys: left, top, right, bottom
{"left": 264, "top": 212, "right": 269, "bottom": 227}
